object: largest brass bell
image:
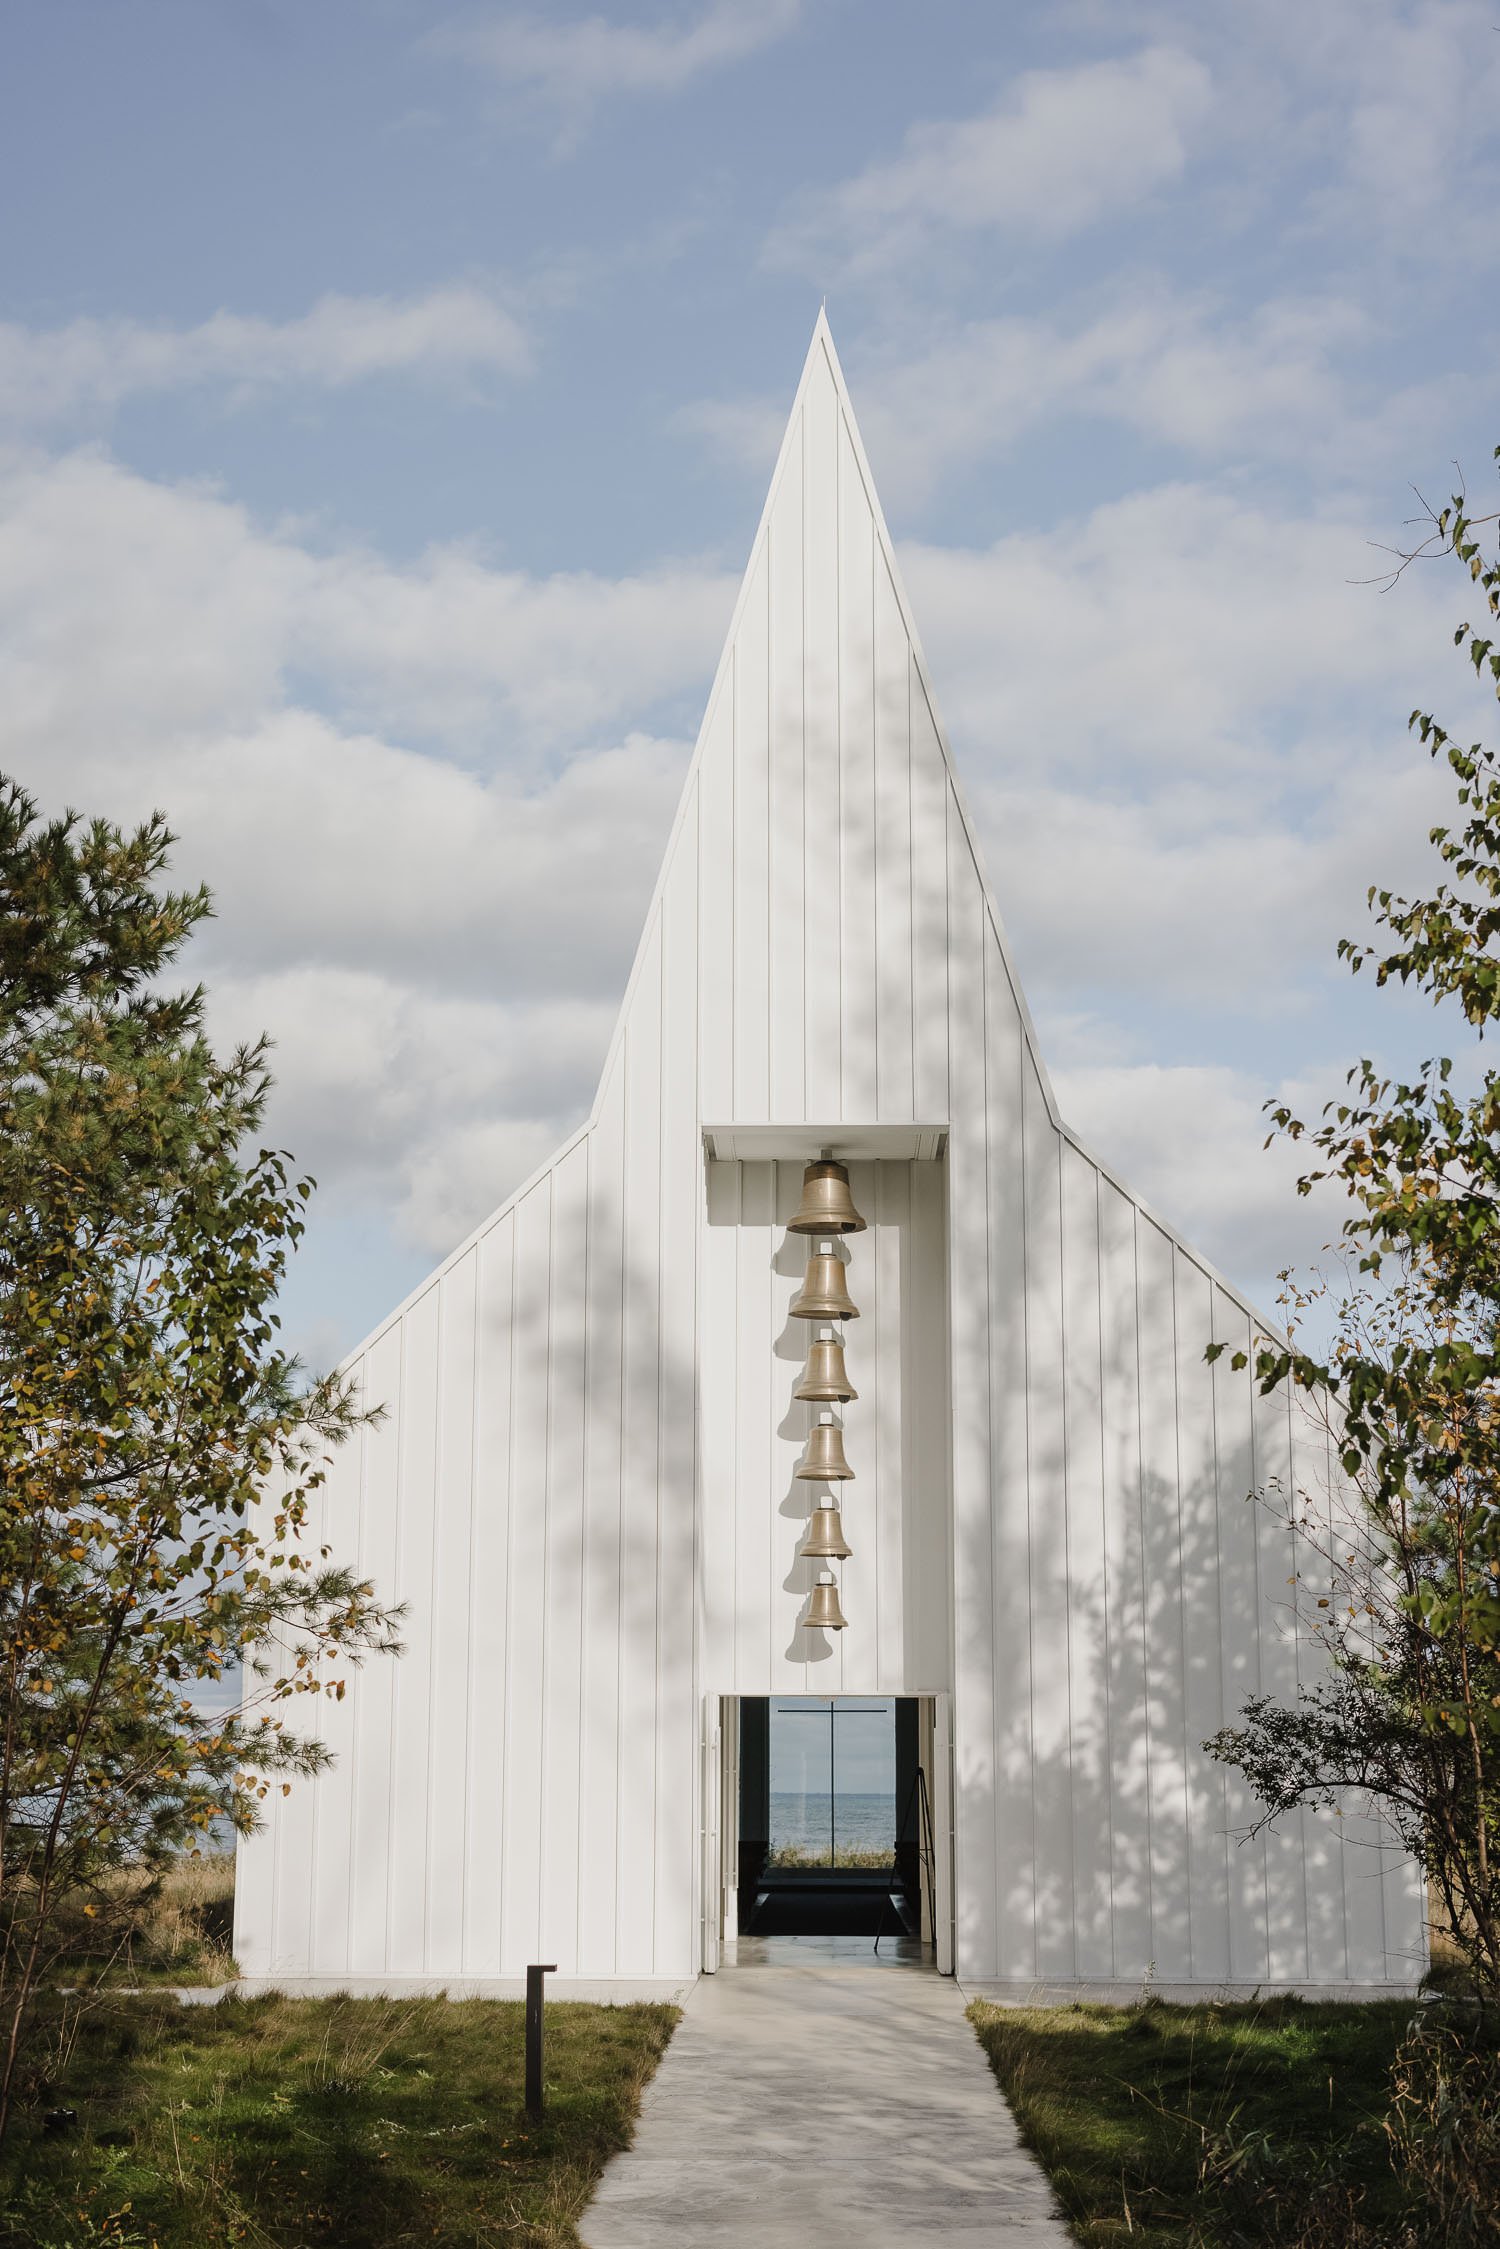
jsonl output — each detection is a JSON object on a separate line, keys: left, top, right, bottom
{"left": 801, "top": 1503, "right": 852, "bottom": 1560}
{"left": 790, "top": 1241, "right": 860, "bottom": 1321}
{"left": 794, "top": 1327, "right": 857, "bottom": 1402}
{"left": 805, "top": 1569, "right": 847, "bottom": 1631}
{"left": 796, "top": 1411, "right": 853, "bottom": 1481}
{"left": 789, "top": 1158, "right": 866, "bottom": 1236}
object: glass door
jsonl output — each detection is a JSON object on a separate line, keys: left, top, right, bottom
{"left": 767, "top": 1698, "right": 896, "bottom": 1869}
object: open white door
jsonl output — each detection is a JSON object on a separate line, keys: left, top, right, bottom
{"left": 719, "top": 1696, "right": 740, "bottom": 1943}
{"left": 701, "top": 1697, "right": 721, "bottom": 1973}
{"left": 932, "top": 1692, "right": 957, "bottom": 1976}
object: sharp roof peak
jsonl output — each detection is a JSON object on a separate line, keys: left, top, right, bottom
{"left": 330, "top": 309, "right": 1291, "bottom": 1368}
{"left": 800, "top": 300, "right": 845, "bottom": 388}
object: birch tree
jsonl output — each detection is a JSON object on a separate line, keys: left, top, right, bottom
{"left": 1208, "top": 461, "right": 1500, "bottom": 1993}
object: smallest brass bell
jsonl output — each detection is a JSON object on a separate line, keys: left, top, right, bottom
{"left": 795, "top": 1327, "right": 857, "bottom": 1403}
{"left": 802, "top": 1503, "right": 852, "bottom": 1560}
{"left": 797, "top": 1411, "right": 853, "bottom": 1481}
{"left": 790, "top": 1241, "right": 860, "bottom": 1321}
{"left": 789, "top": 1158, "right": 866, "bottom": 1236}
{"left": 805, "top": 1569, "right": 847, "bottom": 1631}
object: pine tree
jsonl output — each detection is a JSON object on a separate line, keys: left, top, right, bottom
{"left": 0, "top": 783, "right": 402, "bottom": 2138}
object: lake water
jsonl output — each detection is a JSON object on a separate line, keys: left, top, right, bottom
{"left": 769, "top": 1790, "right": 896, "bottom": 1863}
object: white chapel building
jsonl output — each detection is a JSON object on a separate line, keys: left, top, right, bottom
{"left": 236, "top": 318, "right": 1424, "bottom": 1999}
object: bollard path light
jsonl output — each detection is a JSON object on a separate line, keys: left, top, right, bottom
{"left": 525, "top": 1962, "right": 557, "bottom": 2119}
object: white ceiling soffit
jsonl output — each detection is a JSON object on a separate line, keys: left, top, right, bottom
{"left": 702, "top": 1124, "right": 949, "bottom": 1164}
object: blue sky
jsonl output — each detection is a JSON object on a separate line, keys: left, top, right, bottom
{"left": 771, "top": 1699, "right": 895, "bottom": 1801}
{"left": 5, "top": 0, "right": 1498, "bottom": 1362}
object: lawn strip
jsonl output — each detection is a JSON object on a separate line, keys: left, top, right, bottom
{"left": 2, "top": 1990, "right": 678, "bottom": 2248}
{"left": 967, "top": 1995, "right": 1415, "bottom": 2247}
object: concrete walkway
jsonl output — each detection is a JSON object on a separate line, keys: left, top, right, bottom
{"left": 582, "top": 1940, "right": 1070, "bottom": 2246}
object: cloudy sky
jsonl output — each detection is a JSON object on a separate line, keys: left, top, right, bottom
{"left": 4, "top": 0, "right": 1497, "bottom": 1364}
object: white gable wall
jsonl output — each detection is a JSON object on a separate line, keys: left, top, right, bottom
{"left": 235, "top": 320, "right": 1425, "bottom": 1994}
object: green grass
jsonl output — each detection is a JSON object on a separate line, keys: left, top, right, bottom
{"left": 763, "top": 1844, "right": 894, "bottom": 1869}
{"left": 968, "top": 1995, "right": 1419, "bottom": 2247}
{"left": 1, "top": 1991, "right": 678, "bottom": 2248}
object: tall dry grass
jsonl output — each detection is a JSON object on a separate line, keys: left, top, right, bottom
{"left": 47, "top": 1853, "right": 237, "bottom": 1988}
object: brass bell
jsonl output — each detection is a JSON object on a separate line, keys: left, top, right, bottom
{"left": 796, "top": 1411, "right": 853, "bottom": 1481}
{"left": 805, "top": 1570, "right": 847, "bottom": 1631}
{"left": 802, "top": 1503, "right": 852, "bottom": 1560}
{"left": 794, "top": 1326, "right": 857, "bottom": 1402}
{"left": 790, "top": 1241, "right": 859, "bottom": 1321}
{"left": 789, "top": 1158, "right": 866, "bottom": 1236}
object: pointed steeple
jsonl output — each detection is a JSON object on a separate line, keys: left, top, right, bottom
{"left": 594, "top": 309, "right": 1054, "bottom": 1139}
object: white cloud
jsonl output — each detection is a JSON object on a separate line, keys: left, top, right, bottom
{"left": 893, "top": 482, "right": 1488, "bottom": 1067}
{"left": 766, "top": 46, "right": 1212, "bottom": 278}
{"left": 0, "top": 451, "right": 303, "bottom": 741}
{"left": 1213, "top": 0, "right": 1500, "bottom": 248}
{"left": 27, "top": 701, "right": 684, "bottom": 1242}
{"left": 0, "top": 284, "right": 532, "bottom": 427}
{"left": 675, "top": 393, "right": 786, "bottom": 483}
{"left": 299, "top": 541, "right": 737, "bottom": 750}
{"left": 1334, "top": 2, "right": 1500, "bottom": 234}
{"left": 1062, "top": 0, "right": 1500, "bottom": 265}
{"left": 0, "top": 446, "right": 725, "bottom": 1268}
{"left": 438, "top": 0, "right": 802, "bottom": 125}
{"left": 902, "top": 484, "right": 1464, "bottom": 785}
{"left": 209, "top": 966, "right": 613, "bottom": 1254}
{"left": 1052, "top": 1057, "right": 1348, "bottom": 1311}
{"left": 112, "top": 716, "right": 691, "bottom": 1002}
{"left": 860, "top": 296, "right": 1367, "bottom": 492}
{"left": 400, "top": 1118, "right": 577, "bottom": 1252}
{"left": 0, "top": 448, "right": 735, "bottom": 762}
{"left": 981, "top": 779, "right": 1403, "bottom": 1017}
{"left": 687, "top": 291, "right": 1473, "bottom": 507}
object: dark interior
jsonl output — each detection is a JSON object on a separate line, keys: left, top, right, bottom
{"left": 736, "top": 1697, "right": 927, "bottom": 1939}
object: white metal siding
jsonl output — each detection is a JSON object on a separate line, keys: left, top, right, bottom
{"left": 236, "top": 318, "right": 1425, "bottom": 1993}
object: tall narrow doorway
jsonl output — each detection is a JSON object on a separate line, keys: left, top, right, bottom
{"left": 734, "top": 1696, "right": 933, "bottom": 1951}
